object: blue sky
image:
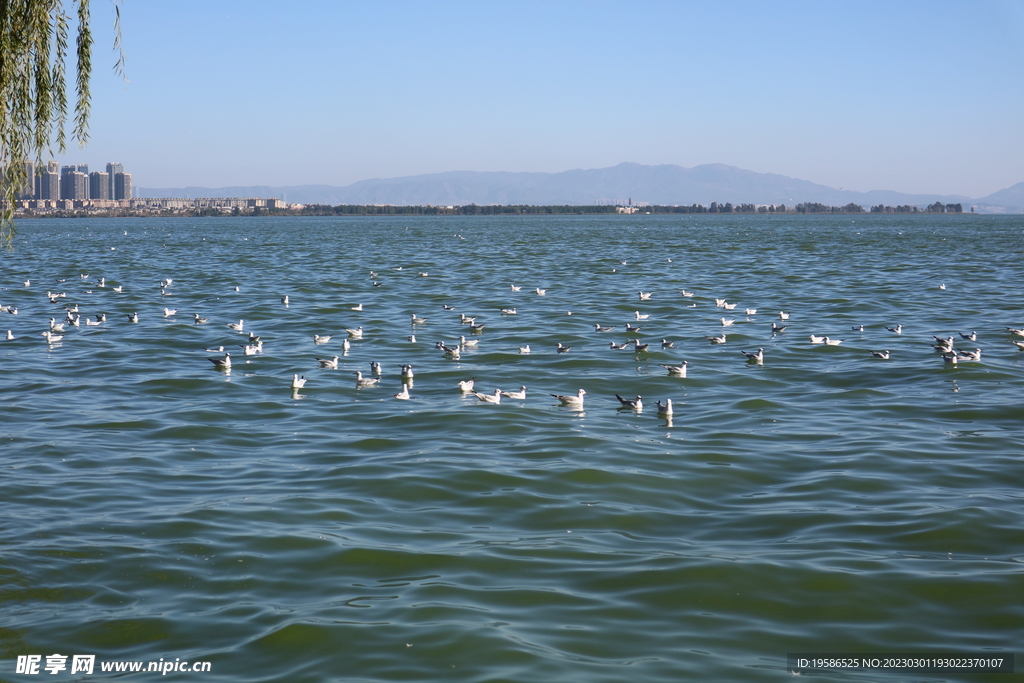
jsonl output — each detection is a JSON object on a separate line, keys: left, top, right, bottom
{"left": 52, "top": 0, "right": 1024, "bottom": 196}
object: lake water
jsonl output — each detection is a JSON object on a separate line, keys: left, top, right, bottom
{"left": 2, "top": 214, "right": 1022, "bottom": 682}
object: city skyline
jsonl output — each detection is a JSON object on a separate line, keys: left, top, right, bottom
{"left": 19, "top": 160, "right": 132, "bottom": 202}
{"left": 46, "top": 1, "right": 1024, "bottom": 197}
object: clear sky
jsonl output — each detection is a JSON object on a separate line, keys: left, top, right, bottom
{"left": 51, "top": 0, "right": 1024, "bottom": 197}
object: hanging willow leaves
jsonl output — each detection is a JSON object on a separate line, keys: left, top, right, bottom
{"left": 0, "top": 0, "right": 123, "bottom": 248}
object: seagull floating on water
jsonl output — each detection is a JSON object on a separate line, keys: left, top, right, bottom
{"left": 5, "top": 330, "right": 12, "bottom": 340}
{"left": 959, "top": 331, "right": 977, "bottom": 341}
{"left": 823, "top": 337, "right": 844, "bottom": 345}
{"left": 595, "top": 324, "right": 615, "bottom": 332}
{"left": 852, "top": 325, "right": 864, "bottom": 332}
{"left": 227, "top": 320, "right": 244, "bottom": 331}
{"left": 633, "top": 339, "right": 650, "bottom": 352}
{"left": 313, "top": 334, "right": 332, "bottom": 344}
{"left": 809, "top": 335, "right": 825, "bottom": 344}
{"left": 680, "top": 290, "right": 695, "bottom": 297}
{"left": 394, "top": 384, "right": 411, "bottom": 400}
{"left": 41, "top": 330, "right": 63, "bottom": 342}
{"left": 615, "top": 394, "right": 643, "bottom": 411}
{"left": 742, "top": 348, "right": 765, "bottom": 363}
{"left": 772, "top": 323, "right": 788, "bottom": 333}
{"left": 660, "top": 361, "right": 688, "bottom": 377}
{"left": 706, "top": 333, "right": 727, "bottom": 344}
{"left": 370, "top": 361, "right": 382, "bottom": 375}
{"left": 556, "top": 342, "right": 571, "bottom": 353}
{"left": 400, "top": 364, "right": 414, "bottom": 379}
{"left": 661, "top": 339, "right": 674, "bottom": 348}
{"left": 282, "top": 295, "right": 289, "bottom": 306}
{"left": 656, "top": 398, "right": 673, "bottom": 416}
{"left": 351, "top": 303, "right": 363, "bottom": 311}
{"left": 353, "top": 371, "right": 379, "bottom": 387}
{"left": 410, "top": 314, "right": 427, "bottom": 325}
{"left": 510, "top": 285, "right": 521, "bottom": 292}
{"left": 291, "top": 374, "right": 307, "bottom": 389}
{"left": 501, "top": 386, "right": 527, "bottom": 400}
{"left": 345, "top": 326, "right": 363, "bottom": 338}
{"left": 474, "top": 389, "right": 502, "bottom": 404}
{"left": 194, "top": 314, "right": 209, "bottom": 324}
{"left": 721, "top": 318, "right": 735, "bottom": 327}
{"left": 209, "top": 353, "right": 231, "bottom": 370}
{"left": 535, "top": 288, "right": 546, "bottom": 296}
{"left": 885, "top": 324, "right": 903, "bottom": 334}
{"left": 518, "top": 345, "right": 530, "bottom": 354}
{"left": 457, "top": 378, "right": 476, "bottom": 393}
{"left": 163, "top": 308, "right": 177, "bottom": 317}
{"left": 551, "top": 388, "right": 586, "bottom": 406}
{"left": 779, "top": 311, "right": 790, "bottom": 320}
{"left": 745, "top": 308, "right": 757, "bottom": 315}
{"left": 870, "top": 350, "right": 891, "bottom": 359}
{"left": 638, "top": 291, "right": 652, "bottom": 301}
{"left": 635, "top": 311, "right": 650, "bottom": 320}
{"left": 500, "top": 308, "right": 517, "bottom": 315}
{"left": 609, "top": 341, "right": 631, "bottom": 349}
{"left": 317, "top": 356, "right": 340, "bottom": 369}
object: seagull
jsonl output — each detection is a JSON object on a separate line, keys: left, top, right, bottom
{"left": 535, "top": 288, "right": 546, "bottom": 295}
{"left": 885, "top": 324, "right": 903, "bottom": 334}
{"left": 501, "top": 386, "right": 527, "bottom": 400}
{"left": 439, "top": 342, "right": 461, "bottom": 359}
{"left": 823, "top": 337, "right": 844, "bottom": 345}
{"left": 209, "top": 353, "right": 231, "bottom": 370}
{"left": 282, "top": 295, "right": 290, "bottom": 305}
{"left": 625, "top": 324, "right": 642, "bottom": 333}
{"left": 369, "top": 271, "right": 378, "bottom": 278}
{"left": 459, "top": 335, "right": 479, "bottom": 347}
{"left": 556, "top": 342, "right": 571, "bottom": 353}
{"left": 410, "top": 314, "right": 427, "bottom": 324}
{"left": 722, "top": 302, "right": 737, "bottom": 310}
{"left": 615, "top": 394, "right": 643, "bottom": 411}
{"left": 518, "top": 345, "right": 531, "bottom": 354}
{"left": 870, "top": 350, "right": 891, "bottom": 359}
{"left": 85, "top": 317, "right": 101, "bottom": 326}
{"left": 551, "top": 388, "right": 587, "bottom": 406}
{"left": 680, "top": 290, "right": 695, "bottom": 297}
{"left": 779, "top": 311, "right": 790, "bottom": 320}
{"left": 370, "top": 361, "right": 382, "bottom": 375}
{"left": 942, "top": 353, "right": 958, "bottom": 365}
{"left": 635, "top": 311, "right": 650, "bottom": 320}
{"left": 128, "top": 312, "right": 139, "bottom": 323}
{"left": 418, "top": 272, "right": 428, "bottom": 277}
{"left": 809, "top": 334, "right": 825, "bottom": 344}
{"left": 353, "top": 371, "right": 379, "bottom": 387}
{"left": 595, "top": 324, "right": 615, "bottom": 332}
{"left": 372, "top": 281, "right": 382, "bottom": 287}
{"left": 317, "top": 356, "right": 340, "bottom": 369}
{"left": 227, "top": 320, "right": 244, "bottom": 331}
{"left": 241, "top": 343, "right": 259, "bottom": 356}
{"left": 661, "top": 339, "right": 675, "bottom": 348}
{"left": 468, "top": 322, "right": 486, "bottom": 332}
{"left": 457, "top": 378, "right": 476, "bottom": 393}
{"left": 49, "top": 318, "right": 64, "bottom": 332}
{"left": 510, "top": 285, "right": 521, "bottom": 292}
{"left": 745, "top": 308, "right": 757, "bottom": 315}
{"left": 939, "top": 283, "right": 946, "bottom": 290}
{"left": 656, "top": 398, "right": 673, "bottom": 416}
{"left": 23, "top": 280, "right": 29, "bottom": 287}
{"left": 204, "top": 346, "right": 225, "bottom": 353}
{"left": 772, "top": 323, "right": 788, "bottom": 333}
{"left": 706, "top": 333, "right": 727, "bottom": 344}
{"left": 443, "top": 304, "right": 455, "bottom": 310}
{"left": 67, "top": 315, "right": 80, "bottom": 327}
{"left": 1007, "top": 327, "right": 1024, "bottom": 337}
{"left": 474, "top": 389, "right": 502, "bottom": 404}
{"left": 163, "top": 308, "right": 177, "bottom": 317}
{"left": 313, "top": 334, "right": 332, "bottom": 344}
{"left": 958, "top": 348, "right": 982, "bottom": 361}
{"left": 959, "top": 331, "right": 977, "bottom": 341}
{"left": 633, "top": 340, "right": 650, "bottom": 352}
{"left": 400, "top": 364, "right": 414, "bottom": 379}
{"left": 41, "top": 330, "right": 63, "bottom": 342}
{"left": 394, "top": 384, "right": 411, "bottom": 400}
{"left": 742, "top": 348, "right": 765, "bottom": 363}
{"left": 500, "top": 308, "right": 517, "bottom": 315}
{"left": 342, "top": 338, "right": 351, "bottom": 353}
{"left": 714, "top": 298, "right": 727, "bottom": 307}
{"left": 351, "top": 304, "right": 363, "bottom": 311}
{"left": 721, "top": 318, "right": 735, "bottom": 327}
{"left": 345, "top": 326, "right": 363, "bottom": 338}
{"left": 408, "top": 335, "right": 417, "bottom": 343}
{"left": 660, "top": 361, "right": 688, "bottom": 377}
{"left": 1012, "top": 340, "right": 1024, "bottom": 350}
{"left": 234, "top": 286, "right": 240, "bottom": 292}
{"left": 113, "top": 286, "right": 123, "bottom": 293}
{"left": 852, "top": 325, "right": 864, "bottom": 332}
{"left": 291, "top": 374, "right": 307, "bottom": 389}
{"left": 194, "top": 314, "right": 209, "bottom": 324}
{"left": 460, "top": 314, "right": 476, "bottom": 324}
{"left": 638, "top": 291, "right": 652, "bottom": 301}
{"left": 609, "top": 341, "right": 631, "bottom": 350}
{"left": 5, "top": 330, "right": 12, "bottom": 340}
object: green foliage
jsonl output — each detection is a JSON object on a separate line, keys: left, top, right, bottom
{"left": 0, "top": 0, "right": 122, "bottom": 247}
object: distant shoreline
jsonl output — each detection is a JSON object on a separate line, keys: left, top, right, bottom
{"left": 13, "top": 200, "right": 976, "bottom": 219}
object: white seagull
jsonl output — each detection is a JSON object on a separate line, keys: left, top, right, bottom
{"left": 595, "top": 324, "right": 615, "bottom": 332}
{"left": 209, "top": 353, "right": 232, "bottom": 370}
{"left": 635, "top": 311, "right": 650, "bottom": 320}
{"left": 656, "top": 398, "right": 673, "bottom": 416}
{"left": 742, "top": 348, "right": 765, "bottom": 363}
{"left": 615, "top": 394, "right": 643, "bottom": 411}
{"left": 313, "top": 334, "right": 332, "bottom": 344}
{"left": 457, "top": 378, "right": 476, "bottom": 393}
{"left": 500, "top": 386, "right": 527, "bottom": 400}
{"left": 394, "top": 384, "right": 411, "bottom": 400}
{"left": 518, "top": 345, "right": 531, "bottom": 354}
{"left": 226, "top": 320, "right": 244, "bottom": 331}
{"left": 556, "top": 342, "right": 572, "bottom": 353}
{"left": 551, "top": 388, "right": 587, "bottom": 406}
{"left": 510, "top": 285, "right": 522, "bottom": 292}
{"left": 660, "top": 361, "right": 689, "bottom": 377}
{"left": 291, "top": 374, "right": 307, "bottom": 389}
{"left": 410, "top": 314, "right": 427, "bottom": 324}
{"left": 351, "top": 303, "right": 363, "bottom": 311}
{"left": 474, "top": 389, "right": 502, "bottom": 404}
{"left": 163, "top": 308, "right": 177, "bottom": 317}
{"left": 353, "top": 371, "right": 379, "bottom": 387}
{"left": 823, "top": 337, "right": 844, "bottom": 345}
{"left": 885, "top": 324, "right": 903, "bottom": 334}
{"left": 721, "top": 318, "right": 735, "bottom": 327}
{"left": 194, "top": 314, "right": 209, "bottom": 324}
{"left": 870, "top": 350, "right": 891, "bottom": 359}
{"left": 317, "top": 356, "right": 340, "bottom": 369}
{"left": 345, "top": 326, "right": 363, "bottom": 338}
{"left": 128, "top": 312, "right": 139, "bottom": 323}
{"left": 535, "top": 288, "right": 546, "bottom": 295}
{"left": 638, "top": 291, "right": 652, "bottom": 301}
{"left": 809, "top": 335, "right": 825, "bottom": 344}
{"left": 400, "top": 364, "right": 414, "bottom": 379}
{"left": 779, "top": 311, "right": 790, "bottom": 320}
{"left": 706, "top": 333, "right": 727, "bottom": 344}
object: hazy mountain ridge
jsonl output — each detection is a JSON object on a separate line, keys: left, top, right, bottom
{"left": 139, "top": 163, "right": 1021, "bottom": 212}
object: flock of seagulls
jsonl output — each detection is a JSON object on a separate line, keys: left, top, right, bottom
{"left": 4, "top": 258, "right": 1020, "bottom": 424}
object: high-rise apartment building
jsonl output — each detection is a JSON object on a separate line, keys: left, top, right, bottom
{"left": 106, "top": 163, "right": 123, "bottom": 201}
{"left": 89, "top": 172, "right": 110, "bottom": 200}
{"left": 114, "top": 172, "right": 132, "bottom": 200}
{"left": 37, "top": 161, "right": 59, "bottom": 199}
{"left": 60, "top": 166, "right": 88, "bottom": 200}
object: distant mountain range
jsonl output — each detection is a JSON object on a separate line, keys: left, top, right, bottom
{"left": 139, "top": 163, "right": 1024, "bottom": 213}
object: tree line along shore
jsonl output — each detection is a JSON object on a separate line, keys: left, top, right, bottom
{"left": 11, "top": 200, "right": 965, "bottom": 219}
